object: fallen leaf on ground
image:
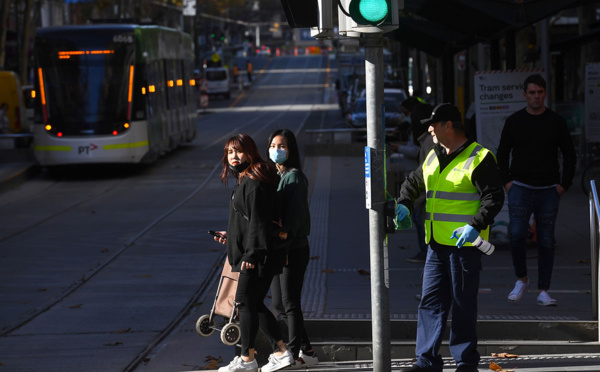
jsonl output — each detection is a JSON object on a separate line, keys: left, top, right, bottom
{"left": 322, "top": 269, "right": 335, "bottom": 273}
{"left": 69, "top": 304, "right": 82, "bottom": 309}
{"left": 358, "top": 269, "right": 370, "bottom": 275}
{"left": 310, "top": 256, "right": 320, "bottom": 260}
{"left": 114, "top": 328, "right": 131, "bottom": 334}
{"left": 492, "top": 352, "right": 519, "bottom": 358}
{"left": 204, "top": 360, "right": 219, "bottom": 369}
{"left": 489, "top": 361, "right": 503, "bottom": 371}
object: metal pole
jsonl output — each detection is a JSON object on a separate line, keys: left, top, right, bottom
{"left": 540, "top": 18, "right": 551, "bottom": 106}
{"left": 364, "top": 34, "right": 391, "bottom": 372}
{"left": 255, "top": 25, "right": 260, "bottom": 47}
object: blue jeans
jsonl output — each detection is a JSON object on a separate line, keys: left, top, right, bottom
{"left": 507, "top": 184, "right": 560, "bottom": 290}
{"left": 415, "top": 245, "right": 481, "bottom": 371}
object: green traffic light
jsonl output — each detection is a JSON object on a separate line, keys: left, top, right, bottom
{"left": 349, "top": 0, "right": 389, "bottom": 25}
{"left": 360, "top": 0, "right": 388, "bottom": 22}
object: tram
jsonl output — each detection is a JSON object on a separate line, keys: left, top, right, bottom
{"left": 32, "top": 24, "right": 197, "bottom": 166}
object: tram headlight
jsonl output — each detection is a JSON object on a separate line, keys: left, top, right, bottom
{"left": 45, "top": 124, "right": 52, "bottom": 131}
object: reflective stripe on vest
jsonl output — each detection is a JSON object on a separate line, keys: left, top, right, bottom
{"left": 422, "top": 142, "right": 490, "bottom": 246}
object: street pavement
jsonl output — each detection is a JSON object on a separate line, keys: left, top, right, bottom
{"left": 2, "top": 120, "right": 599, "bottom": 370}
{"left": 5, "top": 147, "right": 599, "bottom": 372}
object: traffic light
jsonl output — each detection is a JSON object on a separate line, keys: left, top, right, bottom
{"left": 338, "top": 0, "right": 399, "bottom": 34}
{"left": 349, "top": 0, "right": 390, "bottom": 26}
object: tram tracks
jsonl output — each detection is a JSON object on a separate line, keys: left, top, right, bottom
{"left": 0, "top": 55, "right": 330, "bottom": 371}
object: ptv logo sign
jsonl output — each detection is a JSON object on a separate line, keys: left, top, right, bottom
{"left": 78, "top": 143, "right": 98, "bottom": 155}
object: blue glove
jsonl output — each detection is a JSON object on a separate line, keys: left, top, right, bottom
{"left": 451, "top": 224, "right": 479, "bottom": 248}
{"left": 396, "top": 204, "right": 409, "bottom": 221}
{"left": 394, "top": 204, "right": 411, "bottom": 230}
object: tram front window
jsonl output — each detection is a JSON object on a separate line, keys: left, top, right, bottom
{"left": 35, "top": 30, "right": 136, "bottom": 136}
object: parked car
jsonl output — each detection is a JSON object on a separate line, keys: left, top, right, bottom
{"left": 347, "top": 97, "right": 402, "bottom": 128}
{"left": 204, "top": 67, "right": 231, "bottom": 99}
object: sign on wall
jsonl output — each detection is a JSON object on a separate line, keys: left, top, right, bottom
{"left": 473, "top": 69, "right": 545, "bottom": 153}
{"left": 585, "top": 63, "right": 600, "bottom": 143}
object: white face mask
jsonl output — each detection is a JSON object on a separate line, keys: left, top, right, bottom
{"left": 269, "top": 148, "right": 287, "bottom": 164}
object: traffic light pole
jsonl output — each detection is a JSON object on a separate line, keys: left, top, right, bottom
{"left": 364, "top": 34, "right": 391, "bottom": 372}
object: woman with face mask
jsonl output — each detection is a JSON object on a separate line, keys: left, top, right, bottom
{"left": 265, "top": 129, "right": 319, "bottom": 369}
{"left": 215, "top": 134, "right": 293, "bottom": 372}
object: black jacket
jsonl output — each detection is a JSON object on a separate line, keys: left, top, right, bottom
{"left": 227, "top": 176, "right": 284, "bottom": 277}
{"left": 497, "top": 107, "right": 577, "bottom": 189}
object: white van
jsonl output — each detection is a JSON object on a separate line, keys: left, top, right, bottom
{"left": 205, "top": 67, "right": 231, "bottom": 99}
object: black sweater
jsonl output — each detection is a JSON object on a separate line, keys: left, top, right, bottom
{"left": 496, "top": 108, "right": 576, "bottom": 189}
{"left": 227, "top": 176, "right": 283, "bottom": 277}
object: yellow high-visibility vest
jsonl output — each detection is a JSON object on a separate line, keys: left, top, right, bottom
{"left": 422, "top": 142, "right": 491, "bottom": 246}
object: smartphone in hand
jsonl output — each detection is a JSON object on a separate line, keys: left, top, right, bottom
{"left": 208, "top": 230, "right": 222, "bottom": 238}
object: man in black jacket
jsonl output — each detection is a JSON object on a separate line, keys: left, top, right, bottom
{"left": 397, "top": 104, "right": 504, "bottom": 372}
{"left": 497, "top": 74, "right": 576, "bottom": 307}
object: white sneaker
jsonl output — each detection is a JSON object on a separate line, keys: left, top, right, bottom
{"left": 508, "top": 279, "right": 529, "bottom": 302}
{"left": 297, "top": 350, "right": 319, "bottom": 366}
{"left": 218, "top": 356, "right": 258, "bottom": 372}
{"left": 537, "top": 290, "right": 557, "bottom": 306}
{"left": 261, "top": 350, "right": 293, "bottom": 372}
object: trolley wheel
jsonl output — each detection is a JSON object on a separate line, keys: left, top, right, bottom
{"left": 195, "top": 314, "right": 215, "bottom": 337}
{"left": 582, "top": 159, "right": 600, "bottom": 196}
{"left": 220, "top": 322, "right": 241, "bottom": 346}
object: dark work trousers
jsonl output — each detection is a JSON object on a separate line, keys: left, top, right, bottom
{"left": 270, "top": 245, "right": 312, "bottom": 359}
{"left": 415, "top": 245, "right": 481, "bottom": 371}
{"left": 235, "top": 270, "right": 282, "bottom": 357}
{"left": 507, "top": 184, "right": 560, "bottom": 290}
{"left": 412, "top": 202, "right": 428, "bottom": 255}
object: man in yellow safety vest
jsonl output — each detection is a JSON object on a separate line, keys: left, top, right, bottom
{"left": 396, "top": 103, "right": 505, "bottom": 372}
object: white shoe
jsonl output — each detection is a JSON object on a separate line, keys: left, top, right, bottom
{"left": 537, "top": 290, "right": 557, "bottom": 306}
{"left": 508, "top": 279, "right": 529, "bottom": 301}
{"left": 218, "top": 356, "right": 258, "bottom": 372}
{"left": 261, "top": 350, "right": 293, "bottom": 372}
{"left": 297, "top": 350, "right": 319, "bottom": 366}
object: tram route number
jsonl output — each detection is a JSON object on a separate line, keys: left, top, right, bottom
{"left": 78, "top": 143, "right": 98, "bottom": 154}
{"left": 113, "top": 34, "right": 134, "bottom": 43}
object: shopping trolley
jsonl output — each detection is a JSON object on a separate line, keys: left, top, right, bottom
{"left": 195, "top": 257, "right": 241, "bottom": 346}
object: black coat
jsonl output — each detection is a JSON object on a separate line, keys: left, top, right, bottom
{"left": 227, "top": 175, "right": 284, "bottom": 277}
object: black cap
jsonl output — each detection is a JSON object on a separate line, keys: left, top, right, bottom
{"left": 420, "top": 103, "right": 462, "bottom": 126}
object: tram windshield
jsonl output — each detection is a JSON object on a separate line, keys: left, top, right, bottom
{"left": 35, "top": 29, "right": 136, "bottom": 135}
